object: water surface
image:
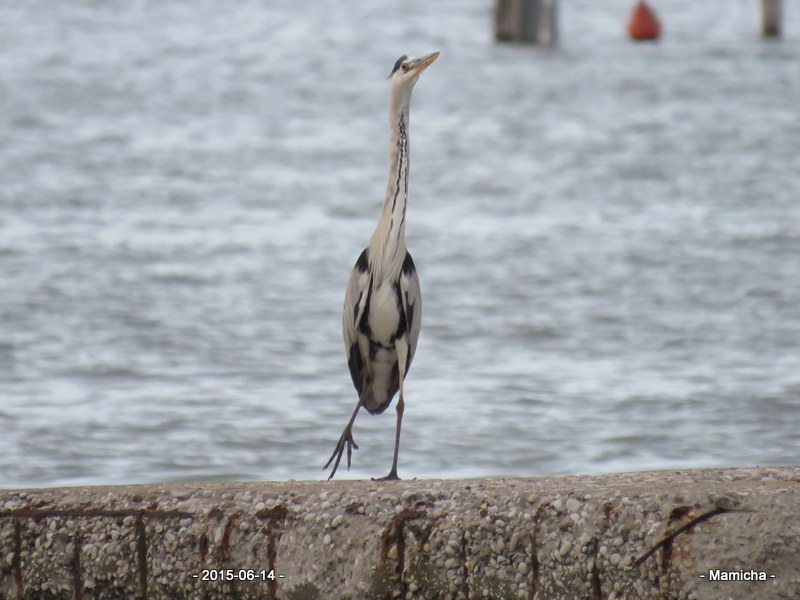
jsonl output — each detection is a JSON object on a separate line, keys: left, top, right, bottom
{"left": 1, "top": 0, "right": 799, "bottom": 486}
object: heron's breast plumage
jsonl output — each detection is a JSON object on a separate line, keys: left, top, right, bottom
{"left": 363, "top": 346, "right": 399, "bottom": 414}
{"left": 366, "top": 280, "right": 402, "bottom": 345}
{"left": 356, "top": 275, "right": 403, "bottom": 414}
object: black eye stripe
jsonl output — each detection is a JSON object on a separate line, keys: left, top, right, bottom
{"left": 389, "top": 54, "right": 409, "bottom": 77}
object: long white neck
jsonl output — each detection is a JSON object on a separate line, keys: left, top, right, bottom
{"left": 368, "top": 85, "right": 413, "bottom": 279}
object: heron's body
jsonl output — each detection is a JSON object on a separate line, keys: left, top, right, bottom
{"left": 346, "top": 248, "right": 418, "bottom": 415}
{"left": 325, "top": 52, "right": 437, "bottom": 481}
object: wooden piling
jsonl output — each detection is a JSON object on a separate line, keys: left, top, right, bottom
{"left": 761, "top": 0, "right": 782, "bottom": 38}
{"left": 495, "top": 0, "right": 558, "bottom": 46}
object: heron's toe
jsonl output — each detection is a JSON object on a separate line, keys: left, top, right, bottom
{"left": 372, "top": 469, "right": 400, "bottom": 481}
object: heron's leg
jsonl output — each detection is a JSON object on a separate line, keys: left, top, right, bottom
{"left": 389, "top": 386, "right": 405, "bottom": 479}
{"left": 375, "top": 339, "right": 408, "bottom": 481}
{"left": 324, "top": 387, "right": 368, "bottom": 480}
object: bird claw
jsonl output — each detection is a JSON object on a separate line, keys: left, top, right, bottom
{"left": 323, "top": 428, "right": 359, "bottom": 480}
{"left": 371, "top": 469, "right": 400, "bottom": 481}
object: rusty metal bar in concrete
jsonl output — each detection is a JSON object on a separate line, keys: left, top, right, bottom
{"left": 0, "top": 466, "right": 798, "bottom": 599}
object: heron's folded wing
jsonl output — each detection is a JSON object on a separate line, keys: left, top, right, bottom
{"left": 343, "top": 249, "right": 371, "bottom": 375}
{"left": 400, "top": 252, "right": 421, "bottom": 374}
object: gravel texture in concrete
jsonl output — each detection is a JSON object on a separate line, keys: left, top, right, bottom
{"left": 0, "top": 466, "right": 798, "bottom": 599}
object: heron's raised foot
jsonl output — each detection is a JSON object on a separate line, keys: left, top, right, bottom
{"left": 323, "top": 427, "right": 359, "bottom": 480}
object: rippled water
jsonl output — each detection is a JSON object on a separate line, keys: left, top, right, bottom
{"left": 1, "top": 0, "right": 799, "bottom": 487}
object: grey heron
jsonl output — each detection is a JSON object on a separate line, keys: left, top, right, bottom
{"left": 324, "top": 51, "right": 439, "bottom": 481}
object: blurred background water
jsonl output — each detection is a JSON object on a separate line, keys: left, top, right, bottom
{"left": 1, "top": 0, "right": 798, "bottom": 487}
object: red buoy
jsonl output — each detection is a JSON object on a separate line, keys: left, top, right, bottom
{"left": 628, "top": 1, "right": 661, "bottom": 41}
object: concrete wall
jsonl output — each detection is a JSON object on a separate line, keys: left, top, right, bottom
{"left": 0, "top": 466, "right": 798, "bottom": 599}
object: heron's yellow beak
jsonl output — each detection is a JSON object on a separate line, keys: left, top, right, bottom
{"left": 411, "top": 51, "right": 440, "bottom": 73}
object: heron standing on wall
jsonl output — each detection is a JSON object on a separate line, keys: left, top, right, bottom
{"left": 324, "top": 52, "right": 439, "bottom": 481}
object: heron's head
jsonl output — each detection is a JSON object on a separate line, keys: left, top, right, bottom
{"left": 388, "top": 52, "right": 440, "bottom": 89}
